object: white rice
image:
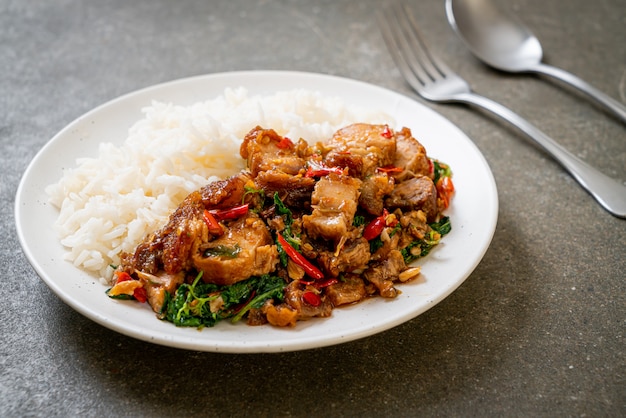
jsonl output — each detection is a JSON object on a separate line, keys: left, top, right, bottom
{"left": 46, "top": 87, "right": 392, "bottom": 281}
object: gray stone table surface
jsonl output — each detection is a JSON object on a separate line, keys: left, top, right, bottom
{"left": 1, "top": 0, "right": 625, "bottom": 416}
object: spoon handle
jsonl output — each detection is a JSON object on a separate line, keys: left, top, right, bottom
{"left": 530, "top": 63, "right": 626, "bottom": 124}
{"left": 456, "top": 92, "right": 626, "bottom": 218}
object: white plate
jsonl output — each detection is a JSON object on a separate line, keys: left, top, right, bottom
{"left": 15, "top": 71, "right": 498, "bottom": 353}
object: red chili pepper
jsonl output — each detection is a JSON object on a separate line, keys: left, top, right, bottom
{"left": 208, "top": 204, "right": 249, "bottom": 221}
{"left": 133, "top": 287, "right": 147, "bottom": 303}
{"left": 377, "top": 165, "right": 403, "bottom": 174}
{"left": 114, "top": 271, "right": 147, "bottom": 303}
{"left": 362, "top": 209, "right": 389, "bottom": 241}
{"left": 313, "top": 278, "right": 338, "bottom": 289}
{"left": 302, "top": 291, "right": 321, "bottom": 307}
{"left": 276, "top": 137, "right": 294, "bottom": 149}
{"left": 277, "top": 234, "right": 324, "bottom": 280}
{"left": 304, "top": 161, "right": 344, "bottom": 178}
{"left": 203, "top": 210, "right": 223, "bottom": 235}
{"left": 115, "top": 271, "right": 132, "bottom": 283}
{"left": 381, "top": 125, "right": 393, "bottom": 138}
{"left": 299, "top": 278, "right": 314, "bottom": 285}
{"left": 436, "top": 177, "right": 455, "bottom": 209}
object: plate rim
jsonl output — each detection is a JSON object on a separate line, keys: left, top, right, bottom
{"left": 15, "top": 70, "right": 498, "bottom": 353}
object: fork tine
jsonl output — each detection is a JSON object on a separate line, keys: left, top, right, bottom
{"left": 393, "top": 3, "right": 441, "bottom": 82}
{"left": 379, "top": 2, "right": 458, "bottom": 94}
{"left": 403, "top": 5, "right": 454, "bottom": 77}
{"left": 378, "top": 9, "right": 428, "bottom": 92}
{"left": 399, "top": 3, "right": 456, "bottom": 80}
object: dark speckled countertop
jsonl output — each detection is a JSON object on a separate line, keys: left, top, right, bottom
{"left": 2, "top": 0, "right": 625, "bottom": 416}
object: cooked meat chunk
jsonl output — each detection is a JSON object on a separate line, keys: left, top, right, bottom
{"left": 129, "top": 190, "right": 206, "bottom": 275}
{"left": 325, "top": 274, "right": 368, "bottom": 306}
{"left": 323, "top": 151, "right": 363, "bottom": 178}
{"left": 325, "top": 123, "right": 396, "bottom": 177}
{"left": 302, "top": 173, "right": 361, "bottom": 243}
{"left": 240, "top": 126, "right": 306, "bottom": 176}
{"left": 193, "top": 212, "right": 279, "bottom": 286}
{"left": 245, "top": 305, "right": 270, "bottom": 326}
{"left": 385, "top": 176, "right": 438, "bottom": 221}
{"left": 317, "top": 238, "right": 371, "bottom": 277}
{"left": 124, "top": 241, "right": 158, "bottom": 275}
{"left": 126, "top": 172, "right": 253, "bottom": 275}
{"left": 359, "top": 172, "right": 395, "bottom": 215}
{"left": 254, "top": 169, "right": 316, "bottom": 208}
{"left": 160, "top": 215, "right": 206, "bottom": 274}
{"left": 200, "top": 171, "right": 253, "bottom": 210}
{"left": 364, "top": 249, "right": 407, "bottom": 298}
{"left": 392, "top": 127, "right": 432, "bottom": 180}
{"left": 283, "top": 281, "right": 333, "bottom": 319}
{"left": 136, "top": 270, "right": 185, "bottom": 313}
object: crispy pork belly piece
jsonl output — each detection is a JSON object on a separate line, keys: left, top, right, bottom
{"left": 359, "top": 172, "right": 395, "bottom": 216}
{"left": 129, "top": 190, "right": 206, "bottom": 275}
{"left": 124, "top": 172, "right": 255, "bottom": 277}
{"left": 302, "top": 173, "right": 361, "bottom": 243}
{"left": 193, "top": 212, "right": 279, "bottom": 286}
{"left": 385, "top": 175, "right": 438, "bottom": 222}
{"left": 160, "top": 214, "right": 206, "bottom": 275}
{"left": 363, "top": 249, "right": 407, "bottom": 298}
{"left": 325, "top": 274, "right": 368, "bottom": 306}
{"left": 134, "top": 271, "right": 185, "bottom": 313}
{"left": 283, "top": 281, "right": 333, "bottom": 319}
{"left": 254, "top": 170, "right": 316, "bottom": 209}
{"left": 240, "top": 126, "right": 306, "bottom": 176}
{"left": 124, "top": 172, "right": 252, "bottom": 275}
{"left": 317, "top": 237, "right": 371, "bottom": 277}
{"left": 392, "top": 127, "right": 432, "bottom": 181}
{"left": 322, "top": 151, "right": 363, "bottom": 178}
{"left": 325, "top": 123, "right": 396, "bottom": 177}
{"left": 199, "top": 171, "right": 253, "bottom": 210}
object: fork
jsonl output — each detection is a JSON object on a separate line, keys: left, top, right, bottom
{"left": 379, "top": 3, "right": 626, "bottom": 219}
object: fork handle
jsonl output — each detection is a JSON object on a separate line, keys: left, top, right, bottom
{"left": 529, "top": 63, "right": 626, "bottom": 125}
{"left": 456, "top": 92, "right": 626, "bottom": 218}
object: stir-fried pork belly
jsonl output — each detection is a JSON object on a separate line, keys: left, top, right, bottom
{"left": 302, "top": 173, "right": 362, "bottom": 244}
{"left": 255, "top": 170, "right": 316, "bottom": 209}
{"left": 119, "top": 171, "right": 273, "bottom": 311}
{"left": 126, "top": 190, "right": 205, "bottom": 276}
{"left": 193, "top": 212, "right": 278, "bottom": 286}
{"left": 283, "top": 281, "right": 333, "bottom": 319}
{"left": 364, "top": 249, "right": 406, "bottom": 298}
{"left": 359, "top": 172, "right": 395, "bottom": 216}
{"left": 324, "top": 123, "right": 396, "bottom": 178}
{"left": 240, "top": 126, "right": 308, "bottom": 176}
{"left": 241, "top": 126, "right": 317, "bottom": 208}
{"left": 392, "top": 127, "right": 432, "bottom": 181}
{"left": 385, "top": 176, "right": 438, "bottom": 222}
{"left": 316, "top": 237, "right": 371, "bottom": 277}
{"left": 325, "top": 274, "right": 371, "bottom": 306}
{"left": 113, "top": 123, "right": 453, "bottom": 326}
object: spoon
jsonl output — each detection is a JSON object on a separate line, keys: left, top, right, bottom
{"left": 445, "top": 0, "right": 626, "bottom": 124}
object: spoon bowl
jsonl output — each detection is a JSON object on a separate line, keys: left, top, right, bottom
{"left": 446, "top": 0, "right": 542, "bottom": 72}
{"left": 445, "top": 0, "right": 626, "bottom": 123}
